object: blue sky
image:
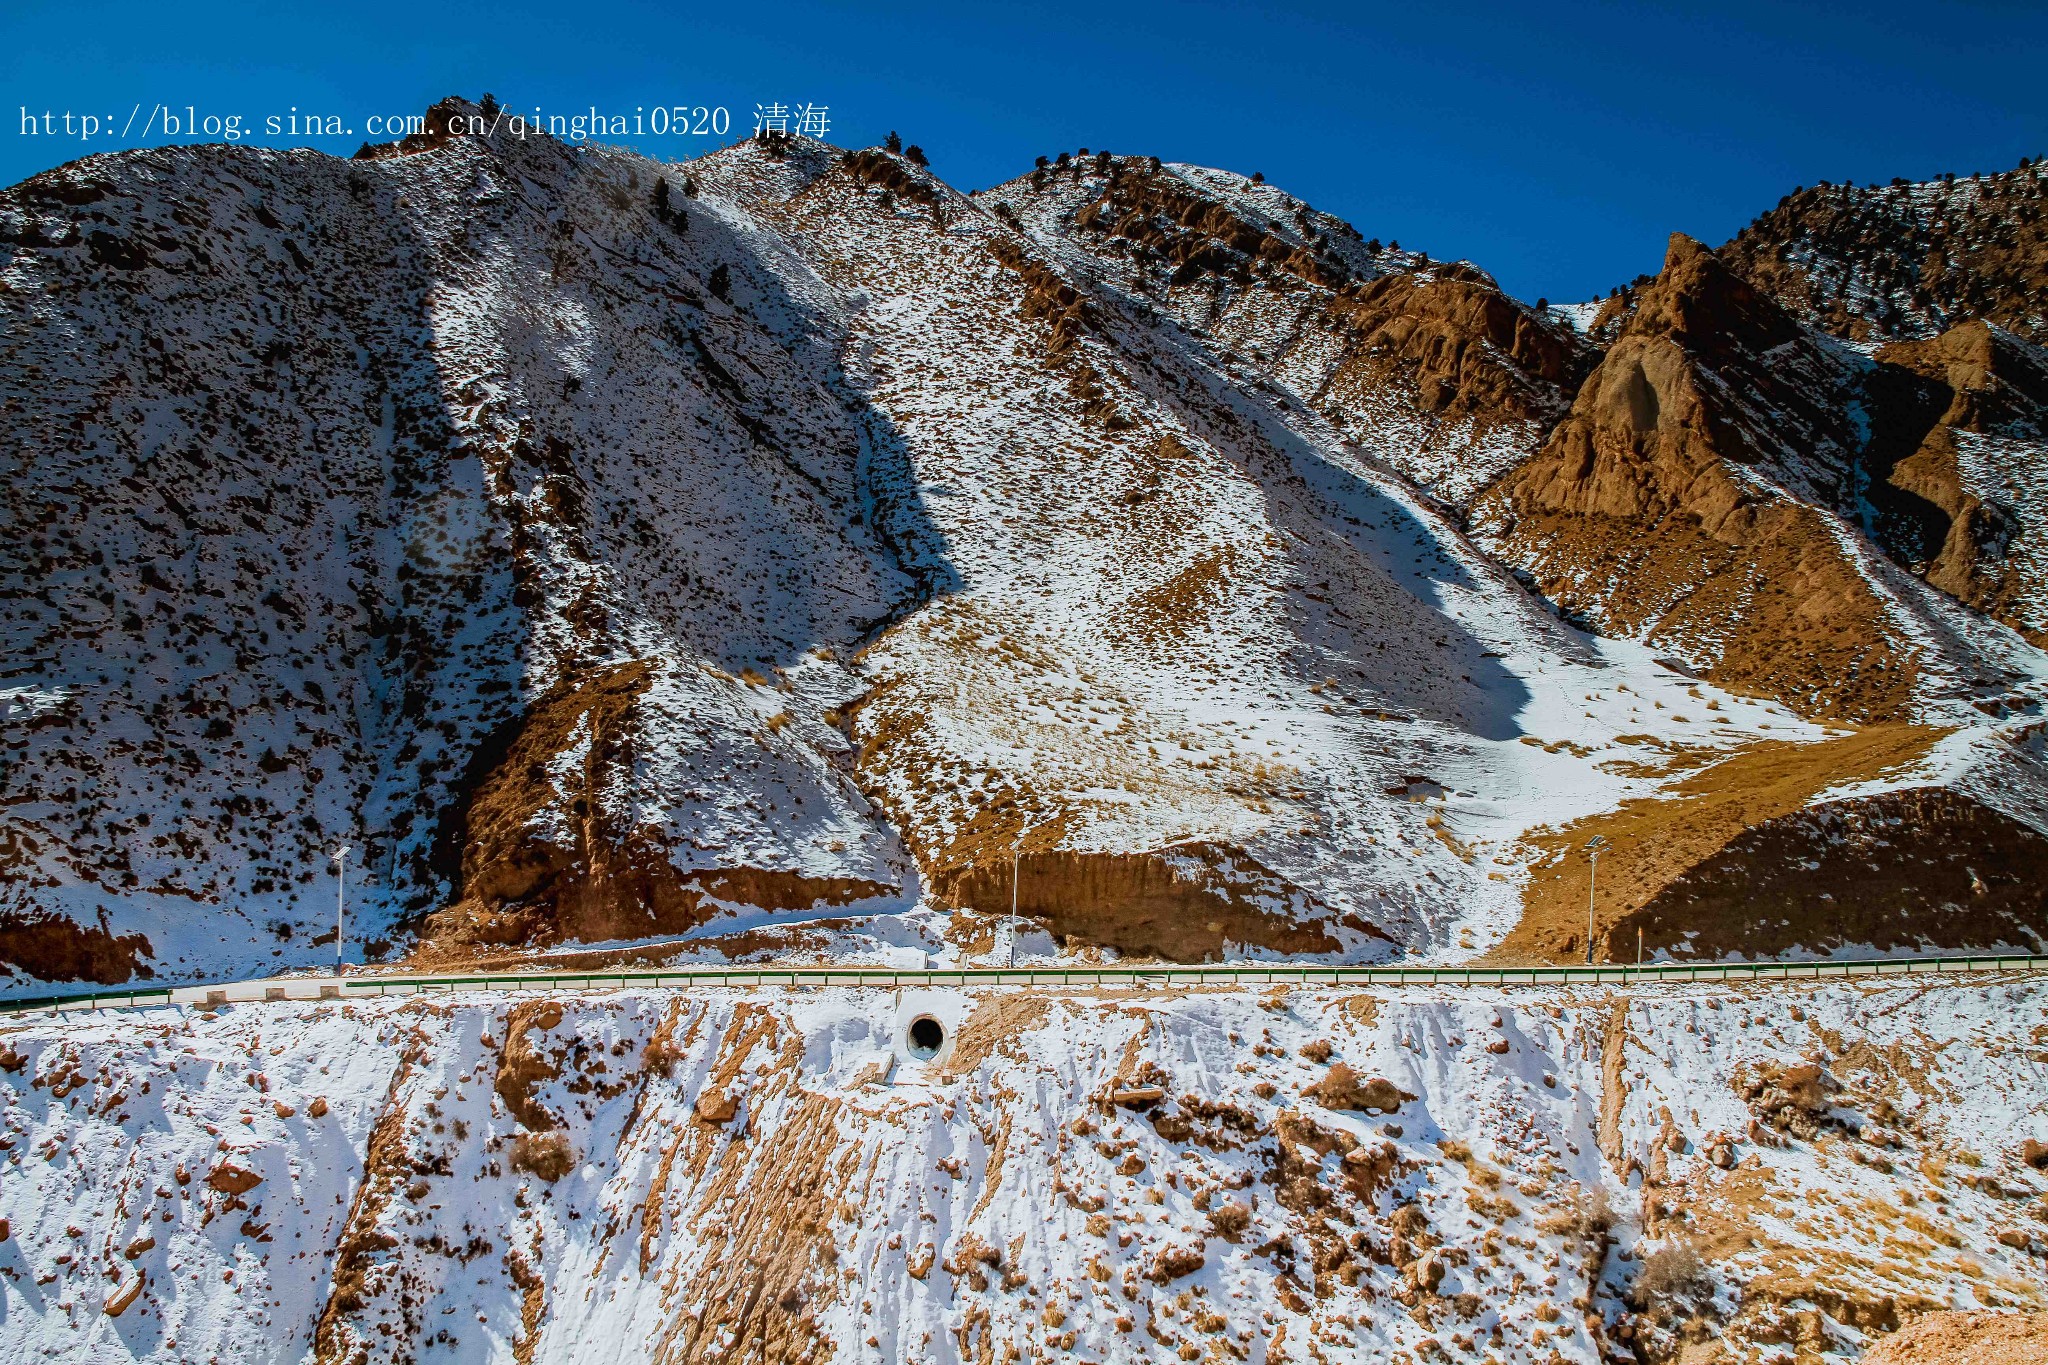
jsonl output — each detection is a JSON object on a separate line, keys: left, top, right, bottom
{"left": 4, "top": 0, "right": 2043, "bottom": 302}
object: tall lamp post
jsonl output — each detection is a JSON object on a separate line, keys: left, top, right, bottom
{"left": 1008, "top": 823, "right": 1045, "bottom": 969}
{"left": 1583, "top": 835, "right": 1608, "bottom": 965}
{"left": 331, "top": 844, "right": 351, "bottom": 976}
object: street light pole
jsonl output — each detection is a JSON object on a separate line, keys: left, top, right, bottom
{"left": 1584, "top": 835, "right": 1608, "bottom": 965}
{"left": 1008, "top": 823, "right": 1046, "bottom": 968}
{"left": 332, "top": 844, "right": 351, "bottom": 976}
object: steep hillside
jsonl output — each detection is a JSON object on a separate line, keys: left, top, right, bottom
{"left": 707, "top": 138, "right": 1785, "bottom": 964}
{"left": 1473, "top": 234, "right": 2041, "bottom": 725}
{"left": 1719, "top": 160, "right": 2048, "bottom": 346}
{"left": 4, "top": 107, "right": 2048, "bottom": 991}
{"left": 1, "top": 976, "right": 2043, "bottom": 1363}
{"left": 0, "top": 100, "right": 921, "bottom": 987}
{"left": 1466, "top": 233, "right": 2048, "bottom": 958}
{"left": 1000, "top": 160, "right": 2048, "bottom": 963}
{"left": 977, "top": 154, "right": 1596, "bottom": 509}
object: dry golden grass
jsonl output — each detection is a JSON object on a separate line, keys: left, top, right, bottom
{"left": 1488, "top": 724, "right": 1942, "bottom": 962}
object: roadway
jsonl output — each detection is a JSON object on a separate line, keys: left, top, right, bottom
{"left": 5, "top": 951, "right": 2046, "bottom": 1017}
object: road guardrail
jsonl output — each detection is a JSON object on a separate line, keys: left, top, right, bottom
{"left": 4, "top": 952, "right": 2045, "bottom": 1017}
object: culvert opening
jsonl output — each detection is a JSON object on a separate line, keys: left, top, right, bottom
{"left": 907, "top": 1015, "right": 945, "bottom": 1060}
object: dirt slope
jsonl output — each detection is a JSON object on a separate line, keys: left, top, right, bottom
{"left": 4, "top": 110, "right": 2048, "bottom": 986}
{"left": 1474, "top": 234, "right": 2036, "bottom": 727}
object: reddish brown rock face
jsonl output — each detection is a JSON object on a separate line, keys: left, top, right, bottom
{"left": 420, "top": 661, "right": 896, "bottom": 958}
{"left": 1477, "top": 235, "right": 1946, "bottom": 724}
{"left": 934, "top": 840, "right": 1352, "bottom": 962}
{"left": 1050, "top": 161, "right": 1596, "bottom": 508}
{"left": 1876, "top": 320, "right": 2048, "bottom": 644}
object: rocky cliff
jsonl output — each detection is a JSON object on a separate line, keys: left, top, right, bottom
{"left": 3, "top": 110, "right": 2047, "bottom": 989}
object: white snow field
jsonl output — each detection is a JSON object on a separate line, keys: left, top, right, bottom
{"left": 0, "top": 973, "right": 2042, "bottom": 1363}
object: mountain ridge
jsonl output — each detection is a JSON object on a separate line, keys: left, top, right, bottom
{"left": 2, "top": 102, "right": 2045, "bottom": 993}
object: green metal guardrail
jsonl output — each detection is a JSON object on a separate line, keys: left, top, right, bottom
{"left": 330, "top": 952, "right": 2048, "bottom": 997}
{"left": 3, "top": 953, "right": 2045, "bottom": 1017}
{"left": 0, "top": 987, "right": 176, "bottom": 1016}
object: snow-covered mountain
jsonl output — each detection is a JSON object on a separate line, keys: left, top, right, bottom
{"left": 5, "top": 104, "right": 2048, "bottom": 1365}
{"left": 1, "top": 975, "right": 2042, "bottom": 1364}
{"left": 3, "top": 103, "right": 2046, "bottom": 992}
{"left": 1719, "top": 163, "right": 2048, "bottom": 346}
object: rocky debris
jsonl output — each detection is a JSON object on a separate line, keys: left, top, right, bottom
{"left": 1108, "top": 1085, "right": 1165, "bottom": 1108}
{"left": 506, "top": 1131, "right": 574, "bottom": 1182}
{"left": 1205, "top": 1200, "right": 1252, "bottom": 1240}
{"left": 942, "top": 1231, "right": 1003, "bottom": 1291}
{"left": 694, "top": 1088, "right": 740, "bottom": 1125}
{"left": 1859, "top": 1310, "right": 2048, "bottom": 1365}
{"left": 1, "top": 977, "right": 2043, "bottom": 1362}
{"left": 1148, "top": 1092, "right": 1262, "bottom": 1151}
{"left": 102, "top": 1271, "right": 144, "bottom": 1317}
{"left": 203, "top": 1163, "right": 263, "bottom": 1197}
{"left": 1306, "top": 1062, "right": 1414, "bottom": 1114}
{"left": 1738, "top": 1062, "right": 1848, "bottom": 1141}
{"left": 1141, "top": 1240, "right": 1207, "bottom": 1284}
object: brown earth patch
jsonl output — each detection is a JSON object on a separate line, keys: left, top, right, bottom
{"left": 495, "top": 1001, "right": 565, "bottom": 1131}
{"left": 1124, "top": 546, "right": 1242, "bottom": 646}
{"left": 943, "top": 994, "right": 1054, "bottom": 1076}
{"left": 1861, "top": 1311, "right": 2048, "bottom": 1365}
{"left": 937, "top": 841, "right": 1349, "bottom": 962}
{"left": 1612, "top": 785, "right": 2048, "bottom": 959}
{"left": 0, "top": 910, "right": 154, "bottom": 985}
{"left": 1305, "top": 1064, "right": 1413, "bottom": 1115}
{"left": 650, "top": 1087, "right": 849, "bottom": 1364}
{"left": 314, "top": 1058, "right": 420, "bottom": 1364}
{"left": 418, "top": 659, "right": 892, "bottom": 957}
{"left": 1488, "top": 725, "right": 1941, "bottom": 963}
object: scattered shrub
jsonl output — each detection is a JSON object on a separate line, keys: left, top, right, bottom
{"left": 1207, "top": 1201, "right": 1252, "bottom": 1238}
{"left": 1631, "top": 1239, "right": 1711, "bottom": 1318}
{"left": 508, "top": 1132, "right": 574, "bottom": 1182}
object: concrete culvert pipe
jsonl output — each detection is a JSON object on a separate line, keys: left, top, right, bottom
{"left": 893, "top": 990, "right": 966, "bottom": 1068}
{"left": 907, "top": 1015, "right": 945, "bottom": 1060}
